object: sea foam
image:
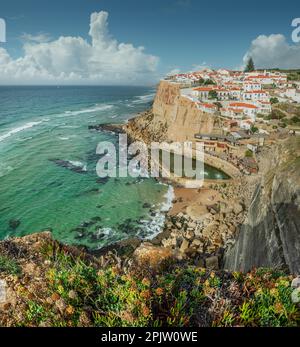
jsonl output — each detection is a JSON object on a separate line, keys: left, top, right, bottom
{"left": 64, "top": 104, "right": 114, "bottom": 116}
{"left": 0, "top": 121, "right": 42, "bottom": 143}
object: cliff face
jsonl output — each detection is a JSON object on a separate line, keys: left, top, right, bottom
{"left": 125, "top": 80, "right": 218, "bottom": 143}
{"left": 224, "top": 137, "right": 300, "bottom": 274}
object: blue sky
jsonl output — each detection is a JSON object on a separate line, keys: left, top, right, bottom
{"left": 0, "top": 0, "right": 299, "bottom": 84}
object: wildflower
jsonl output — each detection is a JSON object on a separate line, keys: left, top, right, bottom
{"left": 155, "top": 287, "right": 164, "bottom": 296}
{"left": 270, "top": 288, "right": 278, "bottom": 297}
{"left": 97, "top": 270, "right": 105, "bottom": 277}
{"left": 140, "top": 290, "right": 151, "bottom": 300}
{"left": 274, "top": 302, "right": 284, "bottom": 314}
{"left": 142, "top": 278, "right": 150, "bottom": 287}
{"left": 204, "top": 279, "right": 210, "bottom": 287}
{"left": 111, "top": 266, "right": 119, "bottom": 276}
{"left": 277, "top": 279, "right": 290, "bottom": 288}
{"left": 51, "top": 292, "right": 60, "bottom": 301}
{"left": 255, "top": 288, "right": 263, "bottom": 296}
{"left": 142, "top": 306, "right": 151, "bottom": 317}
{"left": 57, "top": 285, "right": 64, "bottom": 294}
{"left": 66, "top": 305, "right": 75, "bottom": 315}
{"left": 68, "top": 274, "right": 76, "bottom": 284}
{"left": 194, "top": 278, "right": 201, "bottom": 286}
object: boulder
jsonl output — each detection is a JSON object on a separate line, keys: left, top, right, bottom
{"left": 179, "top": 239, "right": 190, "bottom": 253}
{"left": 133, "top": 242, "right": 174, "bottom": 270}
{"left": 233, "top": 203, "right": 244, "bottom": 215}
{"left": 186, "top": 204, "right": 209, "bottom": 221}
{"left": 291, "top": 288, "right": 300, "bottom": 304}
{"left": 205, "top": 256, "right": 219, "bottom": 270}
{"left": 0, "top": 280, "right": 6, "bottom": 304}
{"left": 185, "top": 230, "right": 195, "bottom": 240}
{"left": 291, "top": 277, "right": 300, "bottom": 289}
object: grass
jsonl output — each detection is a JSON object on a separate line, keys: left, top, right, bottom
{"left": 0, "top": 255, "right": 21, "bottom": 276}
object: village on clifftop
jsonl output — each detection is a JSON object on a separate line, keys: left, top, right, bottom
{"left": 164, "top": 65, "right": 300, "bottom": 175}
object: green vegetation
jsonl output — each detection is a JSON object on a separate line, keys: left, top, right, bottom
{"left": 204, "top": 79, "right": 216, "bottom": 85}
{"left": 2, "top": 241, "right": 299, "bottom": 327}
{"left": 0, "top": 255, "right": 21, "bottom": 276}
{"left": 287, "top": 71, "right": 300, "bottom": 81}
{"left": 270, "top": 97, "right": 279, "bottom": 104}
{"left": 270, "top": 109, "right": 286, "bottom": 120}
{"left": 244, "top": 57, "right": 255, "bottom": 72}
{"left": 250, "top": 126, "right": 259, "bottom": 134}
{"left": 214, "top": 102, "right": 222, "bottom": 110}
{"left": 208, "top": 90, "right": 218, "bottom": 100}
{"left": 291, "top": 116, "right": 300, "bottom": 124}
{"left": 245, "top": 150, "right": 254, "bottom": 158}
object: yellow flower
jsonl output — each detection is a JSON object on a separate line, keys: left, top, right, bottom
{"left": 270, "top": 288, "right": 278, "bottom": 297}
{"left": 278, "top": 280, "right": 290, "bottom": 288}
{"left": 57, "top": 285, "right": 64, "bottom": 294}
{"left": 66, "top": 305, "right": 75, "bottom": 315}
{"left": 204, "top": 279, "right": 210, "bottom": 287}
{"left": 274, "top": 302, "right": 284, "bottom": 314}
{"left": 255, "top": 288, "right": 263, "bottom": 296}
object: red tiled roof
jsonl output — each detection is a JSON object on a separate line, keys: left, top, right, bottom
{"left": 193, "top": 87, "right": 214, "bottom": 91}
{"left": 243, "top": 90, "right": 267, "bottom": 94}
{"left": 229, "top": 102, "right": 258, "bottom": 109}
{"left": 201, "top": 103, "right": 217, "bottom": 109}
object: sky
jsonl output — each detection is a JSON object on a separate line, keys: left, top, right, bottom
{"left": 0, "top": 0, "right": 299, "bottom": 85}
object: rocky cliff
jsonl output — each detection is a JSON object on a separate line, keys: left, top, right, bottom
{"left": 224, "top": 137, "right": 300, "bottom": 274}
{"left": 125, "top": 80, "right": 219, "bottom": 143}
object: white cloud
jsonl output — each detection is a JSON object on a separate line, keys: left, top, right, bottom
{"left": 20, "top": 32, "right": 52, "bottom": 43}
{"left": 0, "top": 11, "right": 159, "bottom": 85}
{"left": 243, "top": 34, "right": 300, "bottom": 69}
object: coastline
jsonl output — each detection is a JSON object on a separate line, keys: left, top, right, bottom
{"left": 86, "top": 109, "right": 251, "bottom": 268}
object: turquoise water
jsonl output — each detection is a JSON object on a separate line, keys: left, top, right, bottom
{"left": 0, "top": 86, "right": 228, "bottom": 250}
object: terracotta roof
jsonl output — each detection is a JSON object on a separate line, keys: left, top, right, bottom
{"left": 229, "top": 102, "right": 258, "bottom": 109}
{"left": 243, "top": 90, "right": 267, "bottom": 94}
{"left": 193, "top": 87, "right": 214, "bottom": 91}
{"left": 200, "top": 103, "right": 217, "bottom": 109}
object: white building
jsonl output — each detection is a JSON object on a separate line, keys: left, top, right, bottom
{"left": 197, "top": 102, "right": 218, "bottom": 114}
{"left": 229, "top": 102, "right": 258, "bottom": 121}
{"left": 192, "top": 87, "right": 214, "bottom": 100}
{"left": 255, "top": 101, "right": 272, "bottom": 115}
{"left": 243, "top": 82, "right": 262, "bottom": 91}
{"left": 242, "top": 90, "right": 270, "bottom": 102}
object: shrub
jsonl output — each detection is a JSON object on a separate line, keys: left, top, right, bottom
{"left": 245, "top": 150, "right": 253, "bottom": 158}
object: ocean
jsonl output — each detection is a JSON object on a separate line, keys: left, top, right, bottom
{"left": 0, "top": 86, "right": 228, "bottom": 250}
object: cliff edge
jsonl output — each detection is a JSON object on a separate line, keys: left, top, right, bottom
{"left": 125, "top": 80, "right": 219, "bottom": 143}
{"left": 224, "top": 136, "right": 300, "bottom": 274}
